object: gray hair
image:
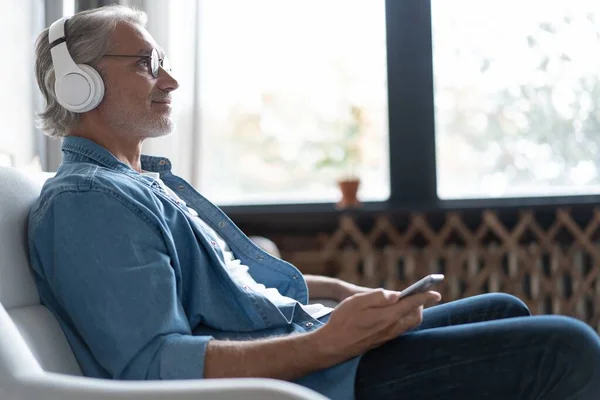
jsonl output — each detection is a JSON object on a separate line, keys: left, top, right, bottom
{"left": 34, "top": 5, "right": 147, "bottom": 137}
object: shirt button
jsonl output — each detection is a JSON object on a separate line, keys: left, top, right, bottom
{"left": 305, "top": 322, "right": 314, "bottom": 328}
{"left": 159, "top": 160, "right": 167, "bottom": 165}
{"left": 178, "top": 185, "right": 185, "bottom": 191}
{"left": 293, "top": 275, "right": 298, "bottom": 280}
{"left": 218, "top": 221, "right": 226, "bottom": 228}
{"left": 211, "top": 241, "right": 217, "bottom": 246}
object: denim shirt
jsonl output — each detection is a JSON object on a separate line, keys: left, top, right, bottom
{"left": 27, "top": 136, "right": 360, "bottom": 399}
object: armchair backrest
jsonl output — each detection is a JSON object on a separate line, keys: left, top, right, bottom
{"left": 0, "top": 167, "right": 82, "bottom": 390}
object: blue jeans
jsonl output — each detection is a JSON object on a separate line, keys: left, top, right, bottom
{"left": 355, "top": 293, "right": 600, "bottom": 399}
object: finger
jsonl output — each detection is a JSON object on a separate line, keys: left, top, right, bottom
{"left": 375, "top": 307, "right": 424, "bottom": 343}
{"left": 424, "top": 292, "right": 443, "bottom": 308}
{"left": 363, "top": 291, "right": 439, "bottom": 327}
{"left": 395, "top": 291, "right": 441, "bottom": 312}
{"left": 371, "top": 291, "right": 436, "bottom": 322}
{"left": 392, "top": 307, "right": 423, "bottom": 335}
{"left": 353, "top": 288, "right": 401, "bottom": 308}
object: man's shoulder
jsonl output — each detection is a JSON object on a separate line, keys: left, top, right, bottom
{"left": 30, "top": 163, "right": 154, "bottom": 224}
{"left": 41, "top": 162, "right": 144, "bottom": 197}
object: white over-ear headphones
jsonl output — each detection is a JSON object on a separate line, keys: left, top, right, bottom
{"left": 48, "top": 17, "right": 105, "bottom": 113}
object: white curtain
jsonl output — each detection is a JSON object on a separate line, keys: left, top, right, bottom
{"left": 37, "top": 0, "right": 202, "bottom": 184}
{"left": 0, "top": 0, "right": 44, "bottom": 168}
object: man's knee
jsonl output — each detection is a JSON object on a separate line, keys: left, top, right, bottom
{"left": 486, "top": 292, "right": 531, "bottom": 317}
{"left": 551, "top": 316, "right": 599, "bottom": 351}
{"left": 546, "top": 316, "right": 600, "bottom": 393}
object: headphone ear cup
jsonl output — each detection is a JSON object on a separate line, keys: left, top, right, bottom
{"left": 54, "top": 64, "right": 105, "bottom": 113}
{"left": 76, "top": 64, "right": 105, "bottom": 112}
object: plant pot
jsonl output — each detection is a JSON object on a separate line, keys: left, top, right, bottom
{"left": 337, "top": 178, "right": 361, "bottom": 209}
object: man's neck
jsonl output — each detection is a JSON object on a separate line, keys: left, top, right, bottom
{"left": 69, "top": 118, "right": 144, "bottom": 173}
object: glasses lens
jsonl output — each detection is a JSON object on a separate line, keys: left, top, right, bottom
{"left": 151, "top": 48, "right": 159, "bottom": 78}
{"left": 161, "top": 55, "right": 172, "bottom": 73}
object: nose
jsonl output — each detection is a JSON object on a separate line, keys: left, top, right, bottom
{"left": 157, "top": 67, "right": 179, "bottom": 92}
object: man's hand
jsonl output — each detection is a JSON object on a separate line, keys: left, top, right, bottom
{"left": 205, "top": 287, "right": 440, "bottom": 381}
{"left": 311, "top": 289, "right": 441, "bottom": 364}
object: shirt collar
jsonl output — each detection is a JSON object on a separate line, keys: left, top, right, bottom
{"left": 61, "top": 136, "right": 173, "bottom": 174}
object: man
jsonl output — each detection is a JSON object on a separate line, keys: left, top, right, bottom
{"left": 29, "top": 5, "right": 600, "bottom": 400}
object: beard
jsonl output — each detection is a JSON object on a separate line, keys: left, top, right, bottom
{"left": 100, "top": 91, "right": 175, "bottom": 138}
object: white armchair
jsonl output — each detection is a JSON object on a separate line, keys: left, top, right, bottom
{"left": 0, "top": 167, "right": 329, "bottom": 400}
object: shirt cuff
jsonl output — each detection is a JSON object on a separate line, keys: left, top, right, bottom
{"left": 156, "top": 334, "right": 214, "bottom": 379}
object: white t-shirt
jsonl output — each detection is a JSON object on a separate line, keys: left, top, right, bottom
{"left": 142, "top": 172, "right": 334, "bottom": 320}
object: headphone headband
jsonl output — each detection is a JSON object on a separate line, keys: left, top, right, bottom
{"left": 48, "top": 17, "right": 67, "bottom": 43}
{"left": 49, "top": 18, "right": 81, "bottom": 80}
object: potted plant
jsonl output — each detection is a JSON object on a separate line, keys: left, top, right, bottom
{"left": 314, "top": 104, "right": 366, "bottom": 208}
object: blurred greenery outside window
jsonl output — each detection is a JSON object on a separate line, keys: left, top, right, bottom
{"left": 434, "top": 0, "right": 600, "bottom": 199}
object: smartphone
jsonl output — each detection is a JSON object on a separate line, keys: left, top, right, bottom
{"left": 398, "top": 274, "right": 444, "bottom": 299}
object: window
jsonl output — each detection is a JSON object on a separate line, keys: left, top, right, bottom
{"left": 433, "top": 0, "right": 600, "bottom": 200}
{"left": 196, "top": 0, "right": 389, "bottom": 205}
{"left": 64, "top": 0, "right": 75, "bottom": 16}
{"left": 0, "top": 1, "right": 43, "bottom": 168}
{"left": 0, "top": 0, "right": 74, "bottom": 170}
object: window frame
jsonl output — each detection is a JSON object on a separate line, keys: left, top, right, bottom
{"left": 222, "top": 0, "right": 600, "bottom": 219}
{"left": 61, "top": 0, "right": 600, "bottom": 218}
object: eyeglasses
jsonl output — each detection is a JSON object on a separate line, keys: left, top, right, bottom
{"left": 103, "top": 48, "right": 171, "bottom": 78}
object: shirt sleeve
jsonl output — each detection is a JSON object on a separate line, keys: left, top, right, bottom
{"left": 30, "top": 189, "right": 212, "bottom": 380}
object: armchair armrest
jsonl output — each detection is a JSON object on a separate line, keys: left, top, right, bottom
{"left": 309, "top": 299, "right": 338, "bottom": 308}
{"left": 249, "top": 236, "right": 281, "bottom": 258}
{"left": 14, "top": 372, "right": 329, "bottom": 400}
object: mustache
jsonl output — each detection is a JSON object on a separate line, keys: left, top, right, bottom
{"left": 151, "top": 93, "right": 172, "bottom": 102}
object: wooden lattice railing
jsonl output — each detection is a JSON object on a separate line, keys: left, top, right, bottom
{"left": 281, "top": 209, "right": 600, "bottom": 332}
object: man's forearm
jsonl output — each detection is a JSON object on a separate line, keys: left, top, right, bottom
{"left": 204, "top": 330, "right": 341, "bottom": 381}
{"left": 304, "top": 274, "right": 344, "bottom": 301}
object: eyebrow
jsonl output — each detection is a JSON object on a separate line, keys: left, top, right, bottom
{"left": 136, "top": 47, "right": 166, "bottom": 58}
